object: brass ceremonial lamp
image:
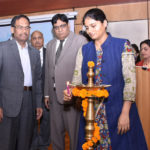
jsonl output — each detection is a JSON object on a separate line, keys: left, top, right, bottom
{"left": 84, "top": 64, "right": 95, "bottom": 150}
{"left": 73, "top": 62, "right": 109, "bottom": 150}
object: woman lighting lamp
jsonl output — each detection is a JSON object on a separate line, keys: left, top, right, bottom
{"left": 64, "top": 8, "right": 148, "bottom": 150}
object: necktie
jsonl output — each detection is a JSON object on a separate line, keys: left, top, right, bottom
{"left": 55, "top": 40, "right": 64, "bottom": 64}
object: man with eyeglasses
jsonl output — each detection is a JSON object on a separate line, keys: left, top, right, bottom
{"left": 44, "top": 14, "right": 87, "bottom": 150}
{"left": 0, "top": 15, "right": 43, "bottom": 150}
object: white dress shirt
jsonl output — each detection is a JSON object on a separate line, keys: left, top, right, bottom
{"left": 39, "top": 47, "right": 44, "bottom": 67}
{"left": 16, "top": 41, "right": 32, "bottom": 86}
{"left": 55, "top": 38, "right": 67, "bottom": 53}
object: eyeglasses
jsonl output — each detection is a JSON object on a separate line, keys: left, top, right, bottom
{"left": 53, "top": 24, "right": 67, "bottom": 30}
{"left": 14, "top": 25, "right": 31, "bottom": 30}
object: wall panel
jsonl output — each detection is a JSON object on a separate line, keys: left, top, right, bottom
{"left": 74, "top": 24, "right": 83, "bottom": 34}
{"left": 98, "top": 2, "right": 147, "bottom": 21}
{"left": 0, "top": 0, "right": 147, "bottom": 17}
{"left": 75, "top": 6, "right": 96, "bottom": 25}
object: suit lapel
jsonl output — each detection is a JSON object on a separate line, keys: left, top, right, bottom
{"left": 43, "top": 48, "right": 46, "bottom": 66}
{"left": 43, "top": 48, "right": 46, "bottom": 62}
{"left": 42, "top": 48, "right": 46, "bottom": 74}
{"left": 11, "top": 40, "right": 23, "bottom": 72}
{"left": 52, "top": 40, "right": 57, "bottom": 66}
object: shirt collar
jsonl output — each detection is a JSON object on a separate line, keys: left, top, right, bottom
{"left": 16, "top": 41, "right": 28, "bottom": 50}
{"left": 39, "top": 47, "right": 44, "bottom": 52}
{"left": 56, "top": 37, "right": 68, "bottom": 43}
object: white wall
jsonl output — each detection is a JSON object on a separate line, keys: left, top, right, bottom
{"left": 107, "top": 20, "right": 148, "bottom": 47}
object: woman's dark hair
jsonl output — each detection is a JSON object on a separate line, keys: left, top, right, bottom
{"left": 82, "top": 8, "right": 107, "bottom": 25}
{"left": 140, "top": 39, "right": 150, "bottom": 49}
{"left": 79, "top": 30, "right": 92, "bottom": 41}
{"left": 51, "top": 14, "right": 68, "bottom": 26}
{"left": 11, "top": 14, "right": 30, "bottom": 27}
{"left": 131, "top": 44, "right": 139, "bottom": 53}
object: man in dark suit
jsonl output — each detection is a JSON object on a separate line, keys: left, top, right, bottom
{"left": 0, "top": 15, "right": 43, "bottom": 150}
{"left": 31, "top": 30, "right": 50, "bottom": 150}
{"left": 44, "top": 14, "right": 87, "bottom": 150}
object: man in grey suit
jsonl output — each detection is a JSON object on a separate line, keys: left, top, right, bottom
{"left": 44, "top": 14, "right": 87, "bottom": 150}
{"left": 31, "top": 30, "right": 50, "bottom": 150}
{"left": 0, "top": 15, "right": 43, "bottom": 150}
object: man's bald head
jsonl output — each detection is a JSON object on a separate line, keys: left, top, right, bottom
{"left": 31, "top": 30, "right": 44, "bottom": 50}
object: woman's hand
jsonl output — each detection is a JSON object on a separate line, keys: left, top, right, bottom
{"left": 117, "top": 111, "right": 130, "bottom": 135}
{"left": 117, "top": 101, "right": 132, "bottom": 135}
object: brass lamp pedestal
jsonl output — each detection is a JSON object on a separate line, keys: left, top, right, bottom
{"left": 74, "top": 63, "right": 110, "bottom": 150}
{"left": 85, "top": 66, "right": 95, "bottom": 150}
{"left": 85, "top": 97, "right": 95, "bottom": 150}
{"left": 75, "top": 65, "right": 102, "bottom": 150}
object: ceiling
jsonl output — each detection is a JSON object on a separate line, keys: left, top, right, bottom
{"left": 0, "top": 0, "right": 146, "bottom": 17}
